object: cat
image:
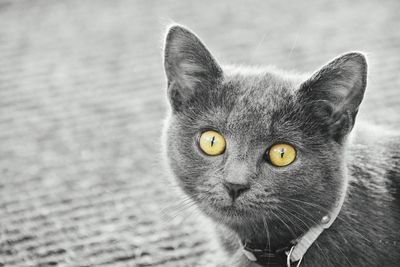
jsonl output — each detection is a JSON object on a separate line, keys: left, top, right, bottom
{"left": 162, "top": 25, "right": 400, "bottom": 267}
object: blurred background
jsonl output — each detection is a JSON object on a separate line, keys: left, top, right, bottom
{"left": 0, "top": 0, "right": 399, "bottom": 266}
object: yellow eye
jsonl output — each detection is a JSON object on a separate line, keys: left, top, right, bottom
{"left": 199, "top": 130, "right": 226, "bottom": 156}
{"left": 268, "top": 143, "right": 296, "bottom": 167}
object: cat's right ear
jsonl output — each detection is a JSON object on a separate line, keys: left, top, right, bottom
{"left": 163, "top": 25, "right": 223, "bottom": 112}
{"left": 298, "top": 52, "right": 367, "bottom": 142}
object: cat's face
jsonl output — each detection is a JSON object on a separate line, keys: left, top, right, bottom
{"left": 163, "top": 26, "right": 367, "bottom": 230}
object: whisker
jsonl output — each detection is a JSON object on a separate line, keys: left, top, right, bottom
{"left": 271, "top": 208, "right": 297, "bottom": 239}
{"left": 281, "top": 205, "right": 312, "bottom": 231}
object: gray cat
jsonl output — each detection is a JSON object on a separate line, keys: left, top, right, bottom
{"left": 162, "top": 25, "right": 400, "bottom": 267}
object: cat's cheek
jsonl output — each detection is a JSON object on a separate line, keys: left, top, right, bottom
{"left": 259, "top": 156, "right": 303, "bottom": 187}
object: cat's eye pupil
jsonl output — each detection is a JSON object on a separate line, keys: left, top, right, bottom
{"left": 211, "top": 136, "right": 216, "bottom": 147}
{"left": 280, "top": 148, "right": 285, "bottom": 158}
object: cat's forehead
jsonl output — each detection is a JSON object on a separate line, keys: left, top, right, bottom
{"left": 223, "top": 67, "right": 301, "bottom": 104}
{"left": 220, "top": 69, "right": 301, "bottom": 130}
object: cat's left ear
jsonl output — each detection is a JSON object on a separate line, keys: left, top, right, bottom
{"left": 298, "top": 52, "right": 367, "bottom": 142}
{"left": 163, "top": 25, "right": 223, "bottom": 112}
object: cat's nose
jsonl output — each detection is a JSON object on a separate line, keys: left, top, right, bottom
{"left": 223, "top": 182, "right": 250, "bottom": 201}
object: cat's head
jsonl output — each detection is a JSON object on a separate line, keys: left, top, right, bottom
{"left": 162, "top": 25, "right": 367, "bottom": 234}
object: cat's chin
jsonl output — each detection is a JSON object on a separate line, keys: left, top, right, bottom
{"left": 202, "top": 203, "right": 265, "bottom": 226}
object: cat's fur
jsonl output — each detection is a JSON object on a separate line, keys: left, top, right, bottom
{"left": 162, "top": 25, "right": 400, "bottom": 266}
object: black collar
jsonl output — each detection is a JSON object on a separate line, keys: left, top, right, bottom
{"left": 242, "top": 241, "right": 296, "bottom": 267}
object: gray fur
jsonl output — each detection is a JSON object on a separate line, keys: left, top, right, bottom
{"left": 162, "top": 25, "right": 400, "bottom": 266}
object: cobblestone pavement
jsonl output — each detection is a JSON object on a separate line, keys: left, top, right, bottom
{"left": 0, "top": 0, "right": 399, "bottom": 266}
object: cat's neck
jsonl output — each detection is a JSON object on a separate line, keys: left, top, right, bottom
{"left": 220, "top": 216, "right": 306, "bottom": 252}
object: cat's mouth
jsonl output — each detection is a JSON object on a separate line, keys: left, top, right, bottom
{"left": 207, "top": 205, "right": 247, "bottom": 221}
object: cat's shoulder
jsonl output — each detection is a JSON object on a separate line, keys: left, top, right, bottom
{"left": 348, "top": 120, "right": 399, "bottom": 200}
{"left": 350, "top": 120, "right": 400, "bottom": 155}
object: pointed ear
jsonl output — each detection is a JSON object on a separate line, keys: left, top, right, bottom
{"left": 163, "top": 25, "right": 223, "bottom": 111}
{"left": 298, "top": 52, "right": 367, "bottom": 142}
